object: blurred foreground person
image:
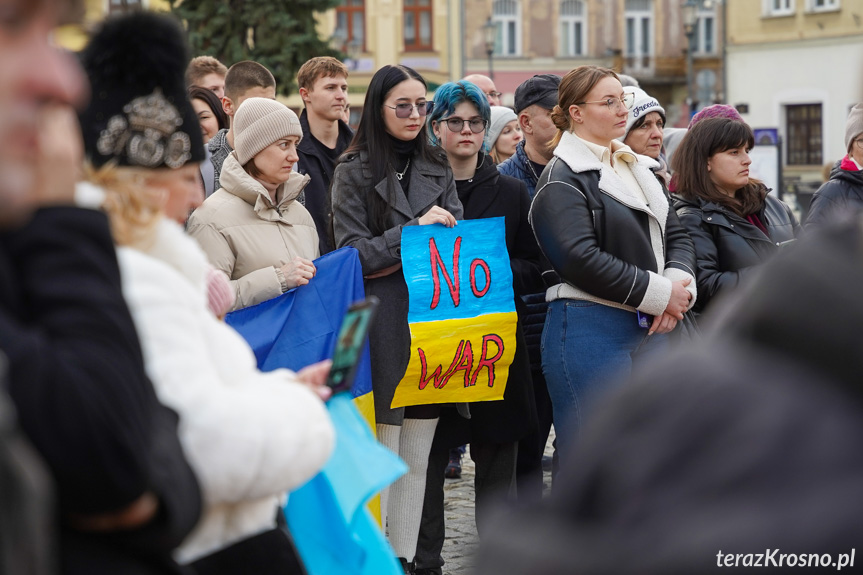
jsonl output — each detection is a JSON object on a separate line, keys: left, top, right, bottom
{"left": 79, "top": 12, "right": 334, "bottom": 574}
{"left": 477, "top": 216, "right": 863, "bottom": 574}
{"left": 805, "top": 103, "right": 863, "bottom": 230}
{"left": 0, "top": 2, "right": 202, "bottom": 574}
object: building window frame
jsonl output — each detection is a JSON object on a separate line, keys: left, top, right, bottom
{"left": 693, "top": 5, "right": 716, "bottom": 55}
{"left": 806, "top": 0, "right": 839, "bottom": 12}
{"left": 335, "top": 0, "right": 366, "bottom": 53}
{"left": 404, "top": 0, "right": 433, "bottom": 52}
{"left": 785, "top": 103, "right": 823, "bottom": 166}
{"left": 559, "top": 0, "right": 587, "bottom": 57}
{"left": 624, "top": 0, "right": 653, "bottom": 59}
{"left": 493, "top": 0, "right": 521, "bottom": 57}
{"left": 762, "top": 0, "right": 796, "bottom": 17}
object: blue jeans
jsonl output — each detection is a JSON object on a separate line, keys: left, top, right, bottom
{"left": 540, "top": 300, "right": 669, "bottom": 459}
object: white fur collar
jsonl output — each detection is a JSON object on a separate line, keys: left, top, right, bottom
{"left": 553, "top": 131, "right": 669, "bottom": 231}
{"left": 143, "top": 218, "right": 211, "bottom": 293}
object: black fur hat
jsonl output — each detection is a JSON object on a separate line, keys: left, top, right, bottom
{"left": 79, "top": 11, "right": 205, "bottom": 170}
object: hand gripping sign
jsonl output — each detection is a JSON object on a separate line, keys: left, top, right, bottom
{"left": 391, "top": 217, "right": 517, "bottom": 408}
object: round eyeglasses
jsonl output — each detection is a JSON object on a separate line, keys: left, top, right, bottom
{"left": 384, "top": 101, "right": 434, "bottom": 118}
{"left": 441, "top": 117, "right": 487, "bottom": 134}
{"left": 576, "top": 92, "right": 636, "bottom": 111}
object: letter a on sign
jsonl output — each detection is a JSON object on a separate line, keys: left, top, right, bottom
{"left": 391, "top": 218, "right": 517, "bottom": 408}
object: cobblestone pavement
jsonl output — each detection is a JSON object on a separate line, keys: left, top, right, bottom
{"left": 438, "top": 430, "right": 555, "bottom": 575}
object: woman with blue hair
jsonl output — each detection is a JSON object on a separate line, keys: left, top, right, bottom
{"left": 414, "top": 81, "right": 543, "bottom": 575}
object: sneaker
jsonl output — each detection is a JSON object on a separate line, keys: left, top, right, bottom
{"left": 444, "top": 452, "right": 462, "bottom": 479}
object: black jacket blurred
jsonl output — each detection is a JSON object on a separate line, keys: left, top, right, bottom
{"left": 0, "top": 207, "right": 201, "bottom": 575}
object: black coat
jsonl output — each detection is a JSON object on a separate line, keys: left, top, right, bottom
{"left": 804, "top": 158, "right": 863, "bottom": 231}
{"left": 0, "top": 208, "right": 200, "bottom": 575}
{"left": 673, "top": 192, "right": 799, "bottom": 313}
{"left": 531, "top": 133, "right": 697, "bottom": 315}
{"left": 435, "top": 155, "right": 543, "bottom": 447}
{"left": 296, "top": 109, "right": 353, "bottom": 254}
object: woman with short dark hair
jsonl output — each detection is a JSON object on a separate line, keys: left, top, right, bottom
{"left": 672, "top": 117, "right": 799, "bottom": 314}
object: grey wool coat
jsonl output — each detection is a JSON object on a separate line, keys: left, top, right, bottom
{"left": 331, "top": 149, "right": 464, "bottom": 425}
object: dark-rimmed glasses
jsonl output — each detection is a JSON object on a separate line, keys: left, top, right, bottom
{"left": 576, "top": 93, "right": 636, "bottom": 111}
{"left": 385, "top": 101, "right": 434, "bottom": 118}
{"left": 441, "top": 117, "right": 487, "bottom": 133}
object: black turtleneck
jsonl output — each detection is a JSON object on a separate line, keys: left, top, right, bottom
{"left": 387, "top": 134, "right": 416, "bottom": 193}
{"left": 455, "top": 153, "right": 498, "bottom": 212}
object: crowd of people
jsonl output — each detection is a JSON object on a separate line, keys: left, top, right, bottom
{"left": 3, "top": 2, "right": 863, "bottom": 574}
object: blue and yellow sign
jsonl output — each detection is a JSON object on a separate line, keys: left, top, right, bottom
{"left": 391, "top": 217, "right": 517, "bottom": 408}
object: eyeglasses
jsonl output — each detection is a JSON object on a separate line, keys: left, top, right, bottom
{"left": 441, "top": 117, "right": 487, "bottom": 134}
{"left": 576, "top": 93, "right": 636, "bottom": 111}
{"left": 384, "top": 101, "right": 434, "bottom": 118}
{"left": 855, "top": 138, "right": 863, "bottom": 150}
{"left": 486, "top": 91, "right": 503, "bottom": 99}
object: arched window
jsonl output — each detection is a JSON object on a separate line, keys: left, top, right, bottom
{"left": 493, "top": 0, "right": 521, "bottom": 57}
{"left": 560, "top": 0, "right": 586, "bottom": 56}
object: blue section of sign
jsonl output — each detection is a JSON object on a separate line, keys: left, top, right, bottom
{"left": 401, "top": 218, "right": 514, "bottom": 323}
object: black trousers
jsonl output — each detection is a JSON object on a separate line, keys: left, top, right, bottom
{"left": 515, "top": 367, "right": 554, "bottom": 503}
{"left": 415, "top": 439, "right": 517, "bottom": 572}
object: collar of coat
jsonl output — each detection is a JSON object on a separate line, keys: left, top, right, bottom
{"left": 350, "top": 149, "right": 450, "bottom": 220}
{"left": 552, "top": 130, "right": 670, "bottom": 232}
{"left": 219, "top": 152, "right": 311, "bottom": 222}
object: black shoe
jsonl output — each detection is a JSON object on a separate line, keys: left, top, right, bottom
{"left": 414, "top": 568, "right": 443, "bottom": 575}
{"left": 398, "top": 557, "right": 416, "bottom": 574}
{"left": 444, "top": 452, "right": 462, "bottom": 479}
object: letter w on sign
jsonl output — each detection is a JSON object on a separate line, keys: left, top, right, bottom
{"left": 391, "top": 217, "right": 517, "bottom": 408}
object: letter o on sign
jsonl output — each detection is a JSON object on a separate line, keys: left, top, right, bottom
{"left": 470, "top": 258, "right": 491, "bottom": 298}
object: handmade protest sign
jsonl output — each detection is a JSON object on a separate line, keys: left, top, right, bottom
{"left": 391, "top": 217, "right": 517, "bottom": 408}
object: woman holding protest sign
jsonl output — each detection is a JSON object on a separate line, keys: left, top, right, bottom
{"left": 330, "top": 64, "right": 463, "bottom": 573}
{"left": 412, "top": 80, "right": 544, "bottom": 575}
{"left": 530, "top": 66, "right": 697, "bottom": 462}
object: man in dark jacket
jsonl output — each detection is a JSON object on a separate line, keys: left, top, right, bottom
{"left": 477, "top": 218, "right": 863, "bottom": 574}
{"left": 296, "top": 56, "right": 354, "bottom": 254}
{"left": 497, "top": 74, "right": 561, "bottom": 501}
{"left": 0, "top": 2, "right": 201, "bottom": 573}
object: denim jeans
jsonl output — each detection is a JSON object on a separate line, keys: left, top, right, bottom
{"left": 541, "top": 299, "right": 669, "bottom": 459}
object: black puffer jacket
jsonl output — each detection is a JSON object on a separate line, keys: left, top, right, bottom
{"left": 804, "top": 157, "right": 863, "bottom": 231}
{"left": 531, "top": 132, "right": 697, "bottom": 316}
{"left": 673, "top": 192, "right": 799, "bottom": 313}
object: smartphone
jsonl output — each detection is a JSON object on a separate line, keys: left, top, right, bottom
{"left": 326, "top": 296, "right": 379, "bottom": 395}
{"left": 636, "top": 310, "right": 652, "bottom": 329}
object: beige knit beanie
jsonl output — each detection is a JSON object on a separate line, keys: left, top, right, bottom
{"left": 233, "top": 97, "right": 303, "bottom": 165}
{"left": 845, "top": 103, "right": 863, "bottom": 154}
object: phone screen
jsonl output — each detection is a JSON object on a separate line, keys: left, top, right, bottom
{"left": 326, "top": 297, "right": 379, "bottom": 395}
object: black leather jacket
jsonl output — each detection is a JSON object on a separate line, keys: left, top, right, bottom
{"left": 673, "top": 192, "right": 799, "bottom": 313}
{"left": 531, "top": 133, "right": 696, "bottom": 315}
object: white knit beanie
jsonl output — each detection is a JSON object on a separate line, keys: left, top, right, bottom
{"left": 845, "top": 103, "right": 863, "bottom": 153}
{"left": 233, "top": 97, "right": 303, "bottom": 165}
{"left": 486, "top": 106, "right": 518, "bottom": 150}
{"left": 622, "top": 87, "right": 666, "bottom": 141}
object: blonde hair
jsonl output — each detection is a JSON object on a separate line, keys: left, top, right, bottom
{"left": 86, "top": 163, "right": 167, "bottom": 249}
{"left": 550, "top": 66, "right": 620, "bottom": 147}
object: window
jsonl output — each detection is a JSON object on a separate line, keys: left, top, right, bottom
{"left": 786, "top": 104, "right": 822, "bottom": 165}
{"left": 493, "top": 0, "right": 521, "bottom": 57}
{"left": 107, "top": 0, "right": 143, "bottom": 13}
{"left": 693, "top": 5, "right": 716, "bottom": 55}
{"left": 404, "top": 0, "right": 432, "bottom": 51}
{"left": 807, "top": 0, "right": 839, "bottom": 12}
{"left": 763, "top": 0, "right": 795, "bottom": 16}
{"left": 335, "top": 0, "right": 365, "bottom": 52}
{"left": 624, "top": 0, "right": 653, "bottom": 58}
{"left": 560, "top": 0, "right": 586, "bottom": 57}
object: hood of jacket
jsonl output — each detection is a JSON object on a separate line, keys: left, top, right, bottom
{"left": 219, "top": 152, "right": 311, "bottom": 222}
{"left": 830, "top": 155, "right": 863, "bottom": 186}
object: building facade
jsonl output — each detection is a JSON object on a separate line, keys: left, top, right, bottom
{"left": 725, "top": 0, "right": 863, "bottom": 186}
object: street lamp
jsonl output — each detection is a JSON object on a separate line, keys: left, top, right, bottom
{"left": 483, "top": 17, "right": 495, "bottom": 81}
{"left": 682, "top": 0, "right": 698, "bottom": 113}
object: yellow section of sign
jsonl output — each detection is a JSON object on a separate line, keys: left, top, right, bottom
{"left": 391, "top": 312, "right": 517, "bottom": 408}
